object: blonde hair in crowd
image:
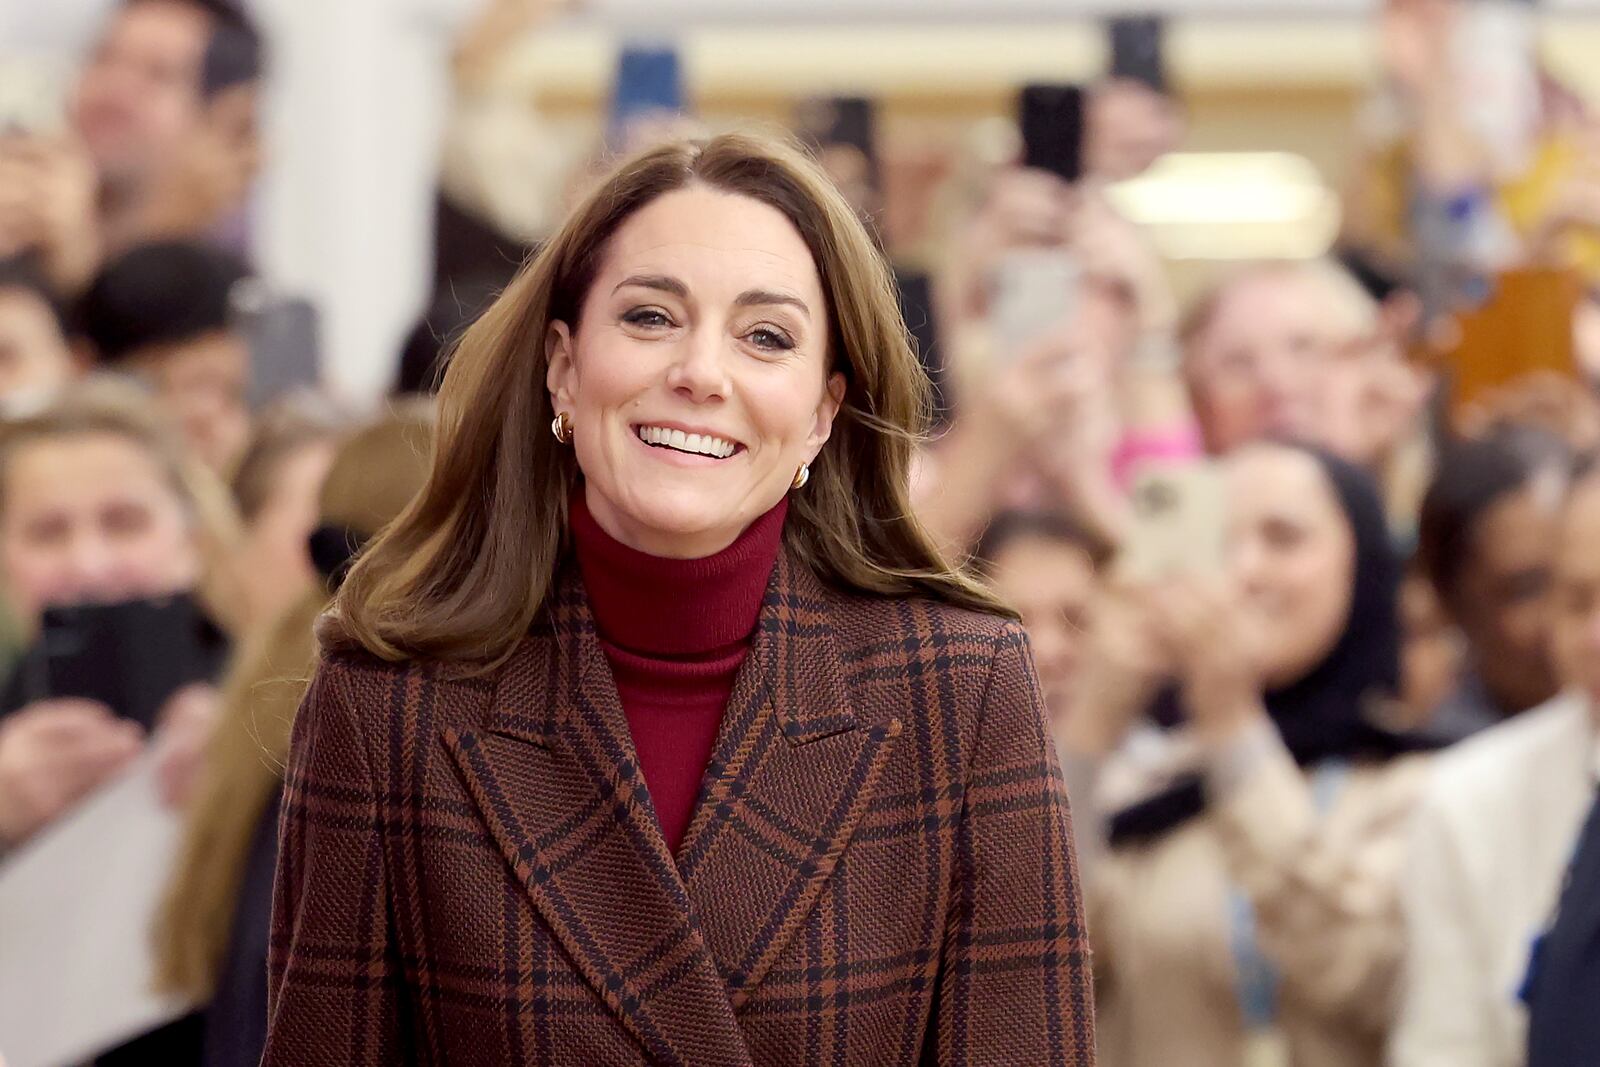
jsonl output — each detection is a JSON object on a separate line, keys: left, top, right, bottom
{"left": 0, "top": 375, "right": 246, "bottom": 636}
{"left": 152, "top": 401, "right": 436, "bottom": 1001}
{"left": 326, "top": 131, "right": 1009, "bottom": 672}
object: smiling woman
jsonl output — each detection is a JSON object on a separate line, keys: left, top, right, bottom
{"left": 545, "top": 185, "right": 845, "bottom": 558}
{"left": 262, "top": 132, "right": 1095, "bottom": 1067}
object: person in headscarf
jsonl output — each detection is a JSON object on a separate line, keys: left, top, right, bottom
{"left": 1056, "top": 440, "right": 1437, "bottom": 1067}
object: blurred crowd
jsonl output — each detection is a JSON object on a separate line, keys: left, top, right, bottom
{"left": 2, "top": 0, "right": 1600, "bottom": 1065}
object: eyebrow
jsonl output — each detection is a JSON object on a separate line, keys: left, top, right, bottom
{"left": 612, "top": 274, "right": 688, "bottom": 300}
{"left": 612, "top": 274, "right": 811, "bottom": 320}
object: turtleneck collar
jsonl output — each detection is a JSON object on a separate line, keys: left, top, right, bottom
{"left": 569, "top": 489, "right": 788, "bottom": 658}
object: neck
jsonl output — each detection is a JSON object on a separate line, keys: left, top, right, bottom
{"left": 570, "top": 489, "right": 787, "bottom": 657}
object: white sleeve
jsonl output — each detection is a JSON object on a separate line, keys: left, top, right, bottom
{"left": 1388, "top": 783, "right": 1500, "bottom": 1067}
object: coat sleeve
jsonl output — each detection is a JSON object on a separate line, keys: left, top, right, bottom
{"left": 261, "top": 658, "right": 411, "bottom": 1066}
{"left": 1204, "top": 719, "right": 1419, "bottom": 1036}
{"left": 930, "top": 623, "right": 1097, "bottom": 1066}
{"left": 1388, "top": 778, "right": 1501, "bottom": 1067}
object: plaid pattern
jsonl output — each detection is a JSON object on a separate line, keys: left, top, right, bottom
{"left": 264, "top": 550, "right": 1095, "bottom": 1066}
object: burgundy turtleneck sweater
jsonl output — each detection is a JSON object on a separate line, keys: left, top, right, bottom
{"left": 570, "top": 493, "right": 787, "bottom": 855}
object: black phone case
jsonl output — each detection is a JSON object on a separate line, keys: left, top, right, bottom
{"left": 37, "top": 595, "right": 213, "bottom": 731}
{"left": 1019, "top": 84, "right": 1086, "bottom": 184}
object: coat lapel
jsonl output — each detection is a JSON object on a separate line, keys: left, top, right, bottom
{"left": 675, "top": 551, "right": 903, "bottom": 1010}
{"left": 441, "top": 569, "right": 751, "bottom": 1067}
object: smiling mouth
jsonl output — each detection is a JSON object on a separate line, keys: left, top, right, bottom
{"left": 634, "top": 424, "right": 743, "bottom": 459}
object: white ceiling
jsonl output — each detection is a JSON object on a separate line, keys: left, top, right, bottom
{"left": 561, "top": 0, "right": 1600, "bottom": 29}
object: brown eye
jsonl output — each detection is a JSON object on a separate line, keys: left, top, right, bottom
{"left": 747, "top": 326, "right": 795, "bottom": 352}
{"left": 622, "top": 308, "right": 673, "bottom": 329}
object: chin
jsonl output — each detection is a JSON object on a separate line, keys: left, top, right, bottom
{"left": 618, "top": 480, "right": 751, "bottom": 541}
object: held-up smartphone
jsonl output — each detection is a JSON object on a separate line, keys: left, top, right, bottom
{"left": 1434, "top": 266, "right": 1583, "bottom": 431}
{"left": 1119, "top": 460, "right": 1227, "bottom": 582}
{"left": 991, "top": 249, "right": 1080, "bottom": 364}
{"left": 32, "top": 594, "right": 216, "bottom": 732}
{"left": 1108, "top": 15, "right": 1168, "bottom": 94}
{"left": 230, "top": 280, "right": 322, "bottom": 409}
{"left": 608, "top": 45, "right": 685, "bottom": 150}
{"left": 1019, "top": 84, "right": 1086, "bottom": 185}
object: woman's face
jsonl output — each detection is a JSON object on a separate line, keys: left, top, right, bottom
{"left": 548, "top": 185, "right": 846, "bottom": 558}
{"left": 988, "top": 535, "right": 1097, "bottom": 718}
{"left": 1224, "top": 446, "right": 1356, "bottom": 689}
{"left": 0, "top": 431, "right": 201, "bottom": 627}
{"left": 1185, "top": 272, "right": 1344, "bottom": 455}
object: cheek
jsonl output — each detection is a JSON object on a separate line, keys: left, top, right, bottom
{"left": 569, "top": 333, "right": 655, "bottom": 417}
{"left": 1286, "top": 551, "right": 1352, "bottom": 653}
{"left": 741, "top": 371, "right": 824, "bottom": 444}
{"left": 1, "top": 540, "right": 59, "bottom": 610}
{"left": 125, "top": 509, "right": 202, "bottom": 588}
{"left": 1250, "top": 548, "right": 1349, "bottom": 644}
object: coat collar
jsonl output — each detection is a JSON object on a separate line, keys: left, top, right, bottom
{"left": 440, "top": 548, "right": 901, "bottom": 1064}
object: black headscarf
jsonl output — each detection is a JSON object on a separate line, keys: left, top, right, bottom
{"left": 1108, "top": 443, "right": 1432, "bottom": 847}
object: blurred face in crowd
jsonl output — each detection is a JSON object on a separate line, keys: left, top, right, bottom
{"left": 128, "top": 330, "right": 253, "bottom": 473}
{"left": 1399, "top": 570, "right": 1462, "bottom": 727}
{"left": 234, "top": 440, "right": 337, "bottom": 630}
{"left": 0, "top": 287, "right": 76, "bottom": 416}
{"left": 1085, "top": 79, "right": 1184, "bottom": 183}
{"left": 1184, "top": 270, "right": 1348, "bottom": 455}
{"left": 1224, "top": 445, "right": 1356, "bottom": 689}
{"left": 988, "top": 534, "right": 1097, "bottom": 716}
{"left": 547, "top": 185, "right": 845, "bottom": 558}
{"left": 1551, "top": 476, "right": 1600, "bottom": 709}
{"left": 0, "top": 431, "right": 200, "bottom": 627}
{"left": 72, "top": 0, "right": 211, "bottom": 185}
{"left": 1450, "top": 483, "right": 1560, "bottom": 713}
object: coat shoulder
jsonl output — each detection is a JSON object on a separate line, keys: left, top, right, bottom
{"left": 309, "top": 642, "right": 496, "bottom": 732}
{"left": 825, "top": 586, "right": 1024, "bottom": 662}
{"left": 824, "top": 588, "right": 1030, "bottom": 733}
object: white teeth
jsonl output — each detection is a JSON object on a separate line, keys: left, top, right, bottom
{"left": 636, "top": 425, "right": 737, "bottom": 458}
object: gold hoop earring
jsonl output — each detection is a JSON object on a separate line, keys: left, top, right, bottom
{"left": 551, "top": 411, "right": 572, "bottom": 444}
{"left": 791, "top": 464, "right": 810, "bottom": 490}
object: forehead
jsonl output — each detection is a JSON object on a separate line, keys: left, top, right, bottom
{"left": 595, "top": 186, "right": 822, "bottom": 301}
{"left": 141, "top": 332, "right": 249, "bottom": 377}
{"left": 1208, "top": 271, "right": 1322, "bottom": 330}
{"left": 1226, "top": 447, "right": 1342, "bottom": 522}
{"left": 5, "top": 432, "right": 167, "bottom": 496}
{"left": 991, "top": 535, "right": 1094, "bottom": 584}
{"left": 103, "top": 0, "right": 212, "bottom": 54}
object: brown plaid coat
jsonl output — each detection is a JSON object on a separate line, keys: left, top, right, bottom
{"left": 263, "top": 550, "right": 1095, "bottom": 1066}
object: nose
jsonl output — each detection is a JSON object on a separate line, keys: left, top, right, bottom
{"left": 61, "top": 529, "right": 123, "bottom": 603}
{"left": 664, "top": 326, "right": 732, "bottom": 404}
{"left": 1229, "top": 534, "right": 1268, "bottom": 595}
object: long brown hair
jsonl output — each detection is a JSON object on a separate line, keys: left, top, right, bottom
{"left": 328, "top": 132, "right": 1008, "bottom": 669}
{"left": 153, "top": 401, "right": 435, "bottom": 1001}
